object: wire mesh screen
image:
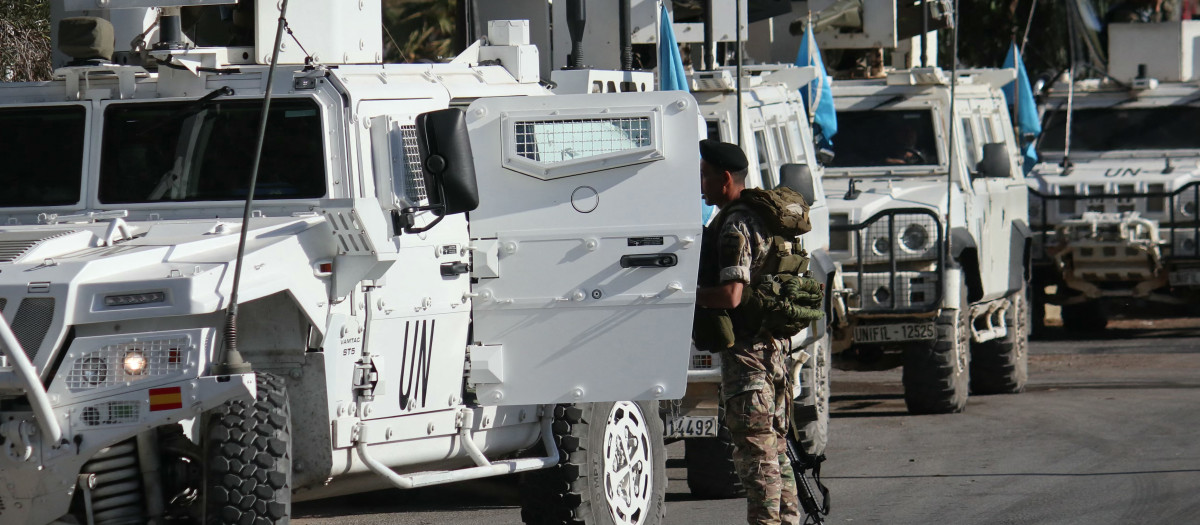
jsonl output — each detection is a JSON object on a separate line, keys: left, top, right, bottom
{"left": 515, "top": 117, "right": 652, "bottom": 163}
{"left": 397, "top": 124, "right": 428, "bottom": 204}
{"left": 80, "top": 401, "right": 142, "bottom": 426}
{"left": 66, "top": 337, "right": 191, "bottom": 391}
{"left": 12, "top": 298, "right": 54, "bottom": 361}
{"left": 832, "top": 209, "right": 944, "bottom": 313}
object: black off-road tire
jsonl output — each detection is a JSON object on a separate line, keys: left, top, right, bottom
{"left": 683, "top": 404, "right": 743, "bottom": 499}
{"left": 902, "top": 283, "right": 970, "bottom": 414}
{"left": 1060, "top": 301, "right": 1107, "bottom": 332}
{"left": 794, "top": 333, "right": 831, "bottom": 456}
{"left": 971, "top": 285, "right": 1030, "bottom": 394}
{"left": 205, "top": 373, "right": 292, "bottom": 525}
{"left": 521, "top": 401, "right": 667, "bottom": 525}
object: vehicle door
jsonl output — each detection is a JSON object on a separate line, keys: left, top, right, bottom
{"left": 963, "top": 98, "right": 1015, "bottom": 299}
{"left": 465, "top": 92, "right": 702, "bottom": 406}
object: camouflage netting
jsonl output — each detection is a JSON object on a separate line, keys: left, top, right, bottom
{"left": 0, "top": 0, "right": 53, "bottom": 82}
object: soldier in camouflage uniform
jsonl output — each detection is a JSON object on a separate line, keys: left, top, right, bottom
{"left": 696, "top": 139, "right": 801, "bottom": 525}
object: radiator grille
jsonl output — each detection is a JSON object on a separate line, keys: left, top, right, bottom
{"left": 0, "top": 229, "right": 76, "bottom": 263}
{"left": 81, "top": 401, "right": 142, "bottom": 426}
{"left": 12, "top": 298, "right": 54, "bottom": 361}
{"left": 0, "top": 298, "right": 7, "bottom": 312}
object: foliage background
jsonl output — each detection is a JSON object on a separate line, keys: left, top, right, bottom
{"left": 382, "top": 0, "right": 458, "bottom": 63}
{"left": 0, "top": 0, "right": 53, "bottom": 81}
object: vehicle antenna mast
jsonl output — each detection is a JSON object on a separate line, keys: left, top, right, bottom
{"left": 945, "top": 0, "right": 959, "bottom": 233}
{"left": 219, "top": 0, "right": 293, "bottom": 375}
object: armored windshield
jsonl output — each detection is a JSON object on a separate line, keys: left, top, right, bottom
{"left": 0, "top": 106, "right": 86, "bottom": 207}
{"left": 1040, "top": 107, "right": 1200, "bottom": 152}
{"left": 99, "top": 98, "right": 325, "bottom": 203}
{"left": 828, "top": 110, "right": 940, "bottom": 169}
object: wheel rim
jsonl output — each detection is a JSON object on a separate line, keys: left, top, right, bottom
{"left": 954, "top": 307, "right": 969, "bottom": 375}
{"left": 815, "top": 341, "right": 830, "bottom": 415}
{"left": 603, "top": 401, "right": 654, "bottom": 525}
{"left": 1014, "top": 293, "right": 1026, "bottom": 360}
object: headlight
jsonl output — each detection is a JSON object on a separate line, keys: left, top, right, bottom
{"left": 901, "top": 224, "right": 929, "bottom": 251}
{"left": 872, "top": 237, "right": 891, "bottom": 255}
{"left": 123, "top": 350, "right": 147, "bottom": 375}
{"left": 1182, "top": 200, "right": 1197, "bottom": 217}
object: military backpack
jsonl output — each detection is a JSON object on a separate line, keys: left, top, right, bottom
{"left": 693, "top": 187, "right": 825, "bottom": 352}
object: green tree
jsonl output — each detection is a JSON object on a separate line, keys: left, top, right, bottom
{"left": 950, "top": 0, "right": 1072, "bottom": 78}
{"left": 0, "top": 0, "right": 52, "bottom": 81}
{"left": 382, "top": 0, "right": 457, "bottom": 63}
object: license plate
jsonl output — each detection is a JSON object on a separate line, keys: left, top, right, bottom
{"left": 666, "top": 416, "right": 719, "bottom": 438}
{"left": 1170, "top": 269, "right": 1200, "bottom": 286}
{"left": 854, "top": 322, "right": 936, "bottom": 344}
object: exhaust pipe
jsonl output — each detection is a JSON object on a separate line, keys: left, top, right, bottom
{"left": 566, "top": 0, "right": 586, "bottom": 69}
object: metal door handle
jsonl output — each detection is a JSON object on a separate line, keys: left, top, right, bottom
{"left": 620, "top": 253, "right": 678, "bottom": 268}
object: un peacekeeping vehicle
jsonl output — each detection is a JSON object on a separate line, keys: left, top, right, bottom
{"left": 671, "top": 64, "right": 835, "bottom": 497}
{"left": 1027, "top": 21, "right": 1200, "bottom": 331}
{"left": 808, "top": 2, "right": 1031, "bottom": 413}
{"left": 0, "top": 2, "right": 704, "bottom": 524}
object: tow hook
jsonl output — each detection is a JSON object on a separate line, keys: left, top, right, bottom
{"left": 1, "top": 418, "right": 37, "bottom": 461}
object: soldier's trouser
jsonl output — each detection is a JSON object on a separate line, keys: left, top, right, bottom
{"left": 726, "top": 377, "right": 800, "bottom": 525}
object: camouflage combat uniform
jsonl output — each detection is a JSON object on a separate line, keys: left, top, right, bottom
{"left": 712, "top": 205, "right": 801, "bottom": 525}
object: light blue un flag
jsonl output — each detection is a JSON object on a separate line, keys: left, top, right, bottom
{"left": 659, "top": 5, "right": 713, "bottom": 223}
{"left": 796, "top": 22, "right": 837, "bottom": 152}
{"left": 1003, "top": 42, "right": 1042, "bottom": 173}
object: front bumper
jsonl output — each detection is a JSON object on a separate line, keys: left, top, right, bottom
{"left": 0, "top": 315, "right": 254, "bottom": 525}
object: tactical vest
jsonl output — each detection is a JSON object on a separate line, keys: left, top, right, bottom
{"left": 693, "top": 187, "right": 825, "bottom": 352}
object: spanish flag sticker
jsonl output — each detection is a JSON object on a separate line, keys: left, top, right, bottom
{"left": 149, "top": 387, "right": 183, "bottom": 412}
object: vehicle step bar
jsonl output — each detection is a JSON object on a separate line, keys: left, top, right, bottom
{"left": 355, "top": 410, "right": 559, "bottom": 490}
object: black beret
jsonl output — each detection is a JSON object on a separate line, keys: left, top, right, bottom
{"left": 699, "top": 139, "right": 749, "bottom": 173}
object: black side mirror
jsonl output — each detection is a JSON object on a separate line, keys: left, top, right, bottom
{"left": 977, "top": 143, "right": 1012, "bottom": 179}
{"left": 777, "top": 163, "right": 816, "bottom": 204}
{"left": 398, "top": 108, "right": 480, "bottom": 233}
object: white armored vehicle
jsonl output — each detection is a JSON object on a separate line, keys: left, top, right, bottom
{"left": 1027, "top": 21, "right": 1200, "bottom": 331}
{"left": 807, "top": 2, "right": 1031, "bottom": 413}
{"left": 0, "top": 2, "right": 703, "bottom": 524}
{"left": 669, "top": 65, "right": 835, "bottom": 498}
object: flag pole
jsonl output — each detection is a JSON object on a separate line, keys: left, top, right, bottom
{"left": 807, "top": 13, "right": 818, "bottom": 128}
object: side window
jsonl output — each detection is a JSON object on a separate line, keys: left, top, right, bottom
{"left": 980, "top": 116, "right": 996, "bottom": 144}
{"left": 706, "top": 120, "right": 721, "bottom": 141}
{"left": 772, "top": 125, "right": 790, "bottom": 164}
{"left": 753, "top": 129, "right": 774, "bottom": 187}
{"left": 786, "top": 120, "right": 806, "bottom": 159}
{"left": 960, "top": 116, "right": 978, "bottom": 170}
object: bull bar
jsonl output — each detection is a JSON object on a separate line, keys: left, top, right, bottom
{"left": 832, "top": 208, "right": 946, "bottom": 314}
{"left": 0, "top": 313, "right": 64, "bottom": 444}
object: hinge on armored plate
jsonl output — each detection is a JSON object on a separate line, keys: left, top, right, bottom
{"left": 352, "top": 357, "right": 378, "bottom": 402}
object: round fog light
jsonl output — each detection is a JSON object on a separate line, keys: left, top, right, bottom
{"left": 873, "top": 237, "right": 891, "bottom": 255}
{"left": 123, "top": 351, "right": 147, "bottom": 375}
{"left": 80, "top": 357, "right": 107, "bottom": 386}
{"left": 874, "top": 286, "right": 891, "bottom": 304}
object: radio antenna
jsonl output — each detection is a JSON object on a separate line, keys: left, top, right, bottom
{"left": 219, "top": 0, "right": 292, "bottom": 375}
